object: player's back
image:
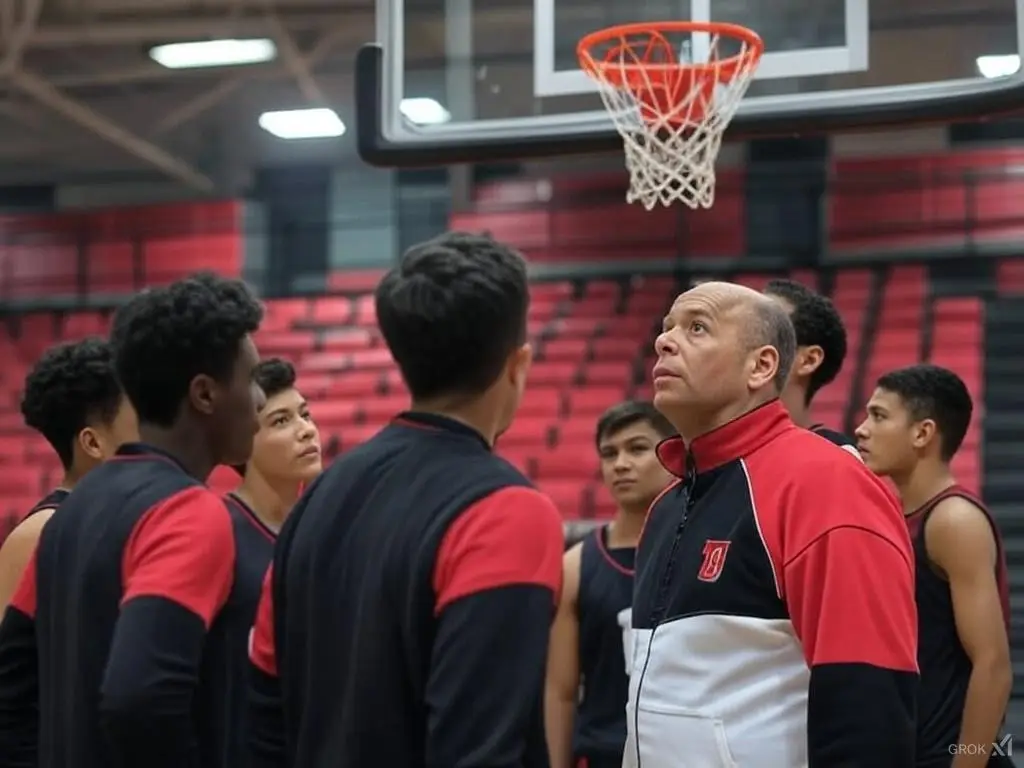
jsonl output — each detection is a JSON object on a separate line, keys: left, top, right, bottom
{"left": 272, "top": 412, "right": 535, "bottom": 767}
{"left": 32, "top": 446, "right": 204, "bottom": 767}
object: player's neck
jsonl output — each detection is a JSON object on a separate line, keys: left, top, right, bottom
{"left": 138, "top": 422, "right": 216, "bottom": 481}
{"left": 409, "top": 396, "right": 503, "bottom": 446}
{"left": 780, "top": 385, "right": 812, "bottom": 428}
{"left": 895, "top": 462, "right": 956, "bottom": 515}
{"left": 235, "top": 472, "right": 296, "bottom": 533}
{"left": 608, "top": 510, "right": 645, "bottom": 547}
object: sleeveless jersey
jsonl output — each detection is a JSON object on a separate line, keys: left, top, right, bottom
{"left": 25, "top": 488, "right": 70, "bottom": 519}
{"left": 906, "top": 485, "right": 1011, "bottom": 765}
{"left": 572, "top": 525, "right": 635, "bottom": 764}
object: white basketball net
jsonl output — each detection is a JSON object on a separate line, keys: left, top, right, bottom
{"left": 582, "top": 29, "right": 761, "bottom": 210}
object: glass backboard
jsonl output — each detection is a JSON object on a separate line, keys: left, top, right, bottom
{"left": 357, "top": 0, "right": 1024, "bottom": 165}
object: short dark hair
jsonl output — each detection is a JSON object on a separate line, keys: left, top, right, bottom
{"left": 253, "top": 358, "right": 296, "bottom": 402}
{"left": 876, "top": 364, "right": 972, "bottom": 461}
{"left": 110, "top": 271, "right": 263, "bottom": 427}
{"left": 595, "top": 401, "right": 675, "bottom": 447}
{"left": 747, "top": 298, "right": 797, "bottom": 392}
{"left": 21, "top": 337, "right": 124, "bottom": 469}
{"left": 375, "top": 232, "right": 529, "bottom": 401}
{"left": 764, "top": 279, "right": 847, "bottom": 403}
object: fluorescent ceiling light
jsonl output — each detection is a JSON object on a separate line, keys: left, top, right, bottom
{"left": 150, "top": 38, "right": 277, "bottom": 70}
{"left": 977, "top": 54, "right": 1021, "bottom": 79}
{"left": 400, "top": 98, "right": 451, "bottom": 126}
{"left": 258, "top": 108, "right": 346, "bottom": 140}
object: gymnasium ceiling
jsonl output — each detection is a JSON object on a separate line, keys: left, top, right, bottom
{"left": 0, "top": 0, "right": 384, "bottom": 190}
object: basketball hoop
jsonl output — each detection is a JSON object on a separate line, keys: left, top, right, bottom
{"left": 578, "top": 22, "right": 764, "bottom": 210}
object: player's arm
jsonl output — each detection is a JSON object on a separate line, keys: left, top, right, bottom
{"left": 782, "top": 464, "right": 918, "bottom": 767}
{"left": 98, "top": 487, "right": 235, "bottom": 768}
{"left": 0, "top": 509, "right": 53, "bottom": 611}
{"left": 924, "top": 497, "right": 1012, "bottom": 768}
{"left": 544, "top": 543, "right": 582, "bottom": 768}
{"left": 0, "top": 548, "right": 41, "bottom": 768}
{"left": 427, "top": 485, "right": 564, "bottom": 768}
{"left": 248, "top": 565, "right": 285, "bottom": 768}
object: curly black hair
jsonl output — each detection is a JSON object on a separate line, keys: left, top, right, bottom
{"left": 876, "top": 364, "right": 972, "bottom": 461}
{"left": 376, "top": 232, "right": 529, "bottom": 400}
{"left": 764, "top": 279, "right": 847, "bottom": 404}
{"left": 21, "top": 337, "right": 124, "bottom": 469}
{"left": 110, "top": 271, "right": 263, "bottom": 427}
{"left": 253, "top": 358, "right": 297, "bottom": 402}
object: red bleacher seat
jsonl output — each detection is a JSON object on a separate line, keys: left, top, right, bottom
{"left": 301, "top": 351, "right": 349, "bottom": 373}
{"left": 320, "top": 328, "right": 374, "bottom": 352}
{"left": 591, "top": 336, "right": 638, "bottom": 361}
{"left": 543, "top": 337, "right": 589, "bottom": 362}
{"left": 530, "top": 361, "right": 578, "bottom": 387}
{"left": 310, "top": 400, "right": 361, "bottom": 428}
{"left": 349, "top": 348, "right": 395, "bottom": 371}
{"left": 257, "top": 331, "right": 315, "bottom": 356}
{"left": 362, "top": 394, "right": 411, "bottom": 422}
{"left": 499, "top": 417, "right": 553, "bottom": 449}
{"left": 537, "top": 479, "right": 587, "bottom": 519}
{"left": 518, "top": 388, "right": 564, "bottom": 418}
{"left": 583, "top": 361, "right": 634, "bottom": 387}
{"left": 310, "top": 297, "right": 352, "bottom": 325}
{"left": 326, "top": 371, "right": 382, "bottom": 397}
{"left": 534, "top": 442, "right": 599, "bottom": 481}
{"left": 568, "top": 386, "right": 628, "bottom": 418}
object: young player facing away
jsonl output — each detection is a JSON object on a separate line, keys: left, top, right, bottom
{"left": 856, "top": 365, "right": 1013, "bottom": 768}
{"left": 763, "top": 279, "right": 859, "bottom": 452}
{"left": 545, "top": 401, "right": 675, "bottom": 768}
{"left": 227, "top": 357, "right": 322, "bottom": 537}
{"left": 0, "top": 337, "right": 137, "bottom": 609}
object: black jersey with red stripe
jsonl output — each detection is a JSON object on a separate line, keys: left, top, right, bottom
{"left": 246, "top": 412, "right": 565, "bottom": 768}
{"left": 24, "top": 488, "right": 70, "bottom": 520}
{"left": 906, "top": 486, "right": 1011, "bottom": 766}
{"left": 0, "top": 443, "right": 257, "bottom": 768}
{"left": 573, "top": 525, "right": 634, "bottom": 766}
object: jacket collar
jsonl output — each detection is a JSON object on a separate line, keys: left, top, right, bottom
{"left": 656, "top": 399, "right": 793, "bottom": 477}
{"left": 392, "top": 411, "right": 491, "bottom": 451}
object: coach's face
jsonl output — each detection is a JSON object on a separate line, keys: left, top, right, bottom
{"left": 652, "top": 283, "right": 776, "bottom": 423}
{"left": 855, "top": 387, "right": 932, "bottom": 476}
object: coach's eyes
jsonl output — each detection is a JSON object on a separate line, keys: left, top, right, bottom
{"left": 689, "top": 321, "right": 707, "bottom": 334}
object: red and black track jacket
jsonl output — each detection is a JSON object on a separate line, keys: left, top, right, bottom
{"left": 247, "top": 411, "right": 564, "bottom": 768}
{"left": 625, "top": 400, "right": 918, "bottom": 768}
{"left": 0, "top": 443, "right": 262, "bottom": 768}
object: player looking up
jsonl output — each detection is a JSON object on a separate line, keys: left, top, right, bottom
{"left": 856, "top": 365, "right": 1012, "bottom": 768}
{"left": 545, "top": 400, "right": 674, "bottom": 768}
{"left": 0, "top": 338, "right": 137, "bottom": 610}
{"left": 228, "top": 357, "right": 321, "bottom": 536}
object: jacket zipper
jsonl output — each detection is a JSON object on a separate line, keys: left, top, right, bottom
{"left": 649, "top": 454, "right": 698, "bottom": 624}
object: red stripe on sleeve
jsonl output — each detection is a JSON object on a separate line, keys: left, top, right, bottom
{"left": 433, "top": 485, "right": 564, "bottom": 615}
{"left": 784, "top": 525, "right": 918, "bottom": 671}
{"left": 249, "top": 565, "right": 277, "bottom": 676}
{"left": 121, "top": 486, "right": 236, "bottom": 628}
{"left": 9, "top": 547, "right": 37, "bottom": 619}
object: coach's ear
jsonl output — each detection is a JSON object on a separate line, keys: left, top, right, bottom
{"left": 793, "top": 344, "right": 824, "bottom": 377}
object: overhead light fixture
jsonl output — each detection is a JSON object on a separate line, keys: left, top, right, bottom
{"left": 149, "top": 38, "right": 277, "bottom": 70}
{"left": 400, "top": 98, "right": 451, "bottom": 126}
{"left": 977, "top": 54, "right": 1021, "bottom": 79}
{"left": 258, "top": 108, "right": 346, "bottom": 140}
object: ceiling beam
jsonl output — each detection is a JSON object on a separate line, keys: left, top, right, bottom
{"left": 10, "top": 69, "right": 215, "bottom": 192}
